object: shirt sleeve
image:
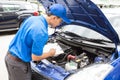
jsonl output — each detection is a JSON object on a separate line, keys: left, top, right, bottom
{"left": 32, "top": 33, "right": 48, "bottom": 56}
{"left": 31, "top": 25, "right": 48, "bottom": 56}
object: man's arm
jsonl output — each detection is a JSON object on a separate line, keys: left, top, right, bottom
{"left": 32, "top": 48, "right": 56, "bottom": 61}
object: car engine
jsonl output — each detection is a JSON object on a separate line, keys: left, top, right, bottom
{"left": 40, "top": 32, "right": 115, "bottom": 72}
{"left": 32, "top": 32, "right": 116, "bottom": 80}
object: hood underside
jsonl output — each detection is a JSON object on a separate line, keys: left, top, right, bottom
{"left": 38, "top": 0, "right": 120, "bottom": 45}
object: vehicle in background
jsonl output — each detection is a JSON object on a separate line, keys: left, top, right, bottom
{"left": 0, "top": 1, "right": 39, "bottom": 32}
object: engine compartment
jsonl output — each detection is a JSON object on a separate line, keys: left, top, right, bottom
{"left": 47, "top": 42, "right": 111, "bottom": 71}
{"left": 33, "top": 32, "right": 115, "bottom": 72}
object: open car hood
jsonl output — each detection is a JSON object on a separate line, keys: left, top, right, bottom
{"left": 38, "top": 0, "right": 120, "bottom": 45}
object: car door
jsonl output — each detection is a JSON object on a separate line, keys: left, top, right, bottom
{"left": 2, "top": 11, "right": 18, "bottom": 29}
{"left": 0, "top": 4, "right": 4, "bottom": 29}
{"left": 0, "top": 3, "right": 19, "bottom": 30}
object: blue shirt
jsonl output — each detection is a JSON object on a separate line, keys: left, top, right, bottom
{"left": 9, "top": 15, "right": 48, "bottom": 62}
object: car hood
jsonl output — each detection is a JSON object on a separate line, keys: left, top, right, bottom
{"left": 38, "top": 0, "right": 120, "bottom": 45}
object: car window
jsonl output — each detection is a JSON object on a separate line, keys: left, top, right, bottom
{"left": 2, "top": 4, "right": 20, "bottom": 12}
{"left": 24, "top": 4, "right": 34, "bottom": 10}
{"left": 61, "top": 25, "right": 110, "bottom": 41}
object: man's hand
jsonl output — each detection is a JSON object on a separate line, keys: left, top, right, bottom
{"left": 32, "top": 48, "right": 56, "bottom": 61}
{"left": 49, "top": 48, "right": 56, "bottom": 57}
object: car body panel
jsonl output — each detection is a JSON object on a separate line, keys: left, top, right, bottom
{"left": 38, "top": 0, "right": 120, "bottom": 45}
{"left": 0, "top": 12, "right": 18, "bottom": 29}
{"left": 31, "top": 59, "right": 70, "bottom": 80}
{"left": 105, "top": 56, "right": 120, "bottom": 80}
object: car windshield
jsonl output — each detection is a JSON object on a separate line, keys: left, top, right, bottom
{"left": 61, "top": 25, "right": 111, "bottom": 41}
{"left": 24, "top": 4, "right": 34, "bottom": 10}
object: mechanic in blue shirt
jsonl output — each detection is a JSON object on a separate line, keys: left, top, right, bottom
{"left": 5, "top": 4, "right": 71, "bottom": 80}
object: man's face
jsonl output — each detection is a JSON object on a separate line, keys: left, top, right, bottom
{"left": 50, "top": 16, "right": 62, "bottom": 28}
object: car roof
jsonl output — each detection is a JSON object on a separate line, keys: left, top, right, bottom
{"left": 0, "top": 1, "right": 35, "bottom": 10}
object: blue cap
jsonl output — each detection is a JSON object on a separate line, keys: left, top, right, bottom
{"left": 49, "top": 4, "right": 71, "bottom": 24}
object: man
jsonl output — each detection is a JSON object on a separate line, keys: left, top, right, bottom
{"left": 5, "top": 4, "right": 71, "bottom": 80}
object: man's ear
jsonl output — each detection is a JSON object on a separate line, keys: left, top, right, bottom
{"left": 52, "top": 15, "right": 58, "bottom": 20}
{"left": 53, "top": 16, "right": 56, "bottom": 20}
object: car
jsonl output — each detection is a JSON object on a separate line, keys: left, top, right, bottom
{"left": 0, "top": 1, "right": 39, "bottom": 32}
{"left": 31, "top": 0, "right": 120, "bottom": 80}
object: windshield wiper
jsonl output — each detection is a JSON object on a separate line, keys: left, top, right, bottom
{"left": 63, "top": 31, "right": 81, "bottom": 37}
{"left": 87, "top": 38, "right": 112, "bottom": 43}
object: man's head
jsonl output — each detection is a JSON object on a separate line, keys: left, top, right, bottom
{"left": 49, "top": 4, "right": 71, "bottom": 24}
{"left": 46, "top": 4, "right": 71, "bottom": 28}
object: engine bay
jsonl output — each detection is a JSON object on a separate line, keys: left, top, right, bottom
{"left": 33, "top": 32, "right": 115, "bottom": 72}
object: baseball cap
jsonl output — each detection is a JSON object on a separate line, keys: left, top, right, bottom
{"left": 49, "top": 4, "right": 71, "bottom": 24}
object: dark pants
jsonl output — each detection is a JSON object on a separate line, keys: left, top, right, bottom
{"left": 5, "top": 52, "right": 32, "bottom": 80}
